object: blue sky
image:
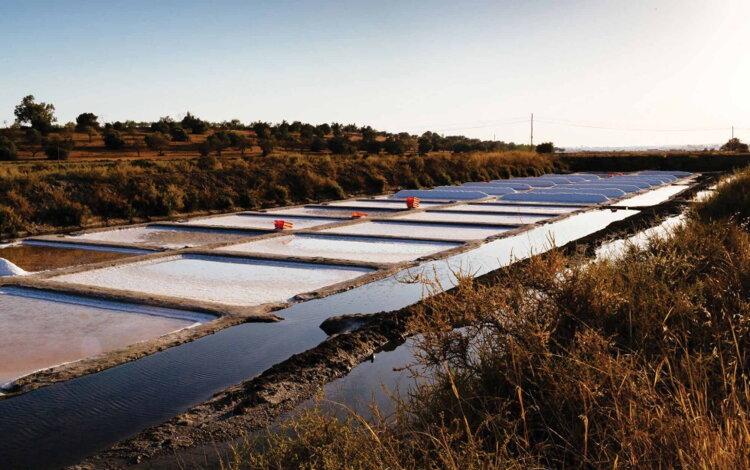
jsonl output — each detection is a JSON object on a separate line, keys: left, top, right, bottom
{"left": 1, "top": 0, "right": 748, "bottom": 147}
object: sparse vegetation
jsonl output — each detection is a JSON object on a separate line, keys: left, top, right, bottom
{"left": 225, "top": 170, "right": 750, "bottom": 469}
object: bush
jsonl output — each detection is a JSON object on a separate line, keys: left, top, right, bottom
{"left": 535, "top": 141, "right": 554, "bottom": 154}
{"left": 309, "top": 136, "right": 326, "bottom": 152}
{"left": 327, "top": 136, "right": 356, "bottom": 155}
{"left": 196, "top": 154, "right": 219, "bottom": 170}
{"left": 0, "top": 205, "right": 25, "bottom": 235}
{"left": 383, "top": 136, "right": 408, "bottom": 155}
{"left": 144, "top": 132, "right": 170, "bottom": 155}
{"left": 44, "top": 138, "right": 72, "bottom": 160}
{"left": 206, "top": 131, "right": 232, "bottom": 155}
{"left": 0, "top": 136, "right": 18, "bottom": 161}
{"left": 38, "top": 187, "right": 88, "bottom": 226}
{"left": 720, "top": 137, "right": 749, "bottom": 152}
{"left": 259, "top": 138, "right": 275, "bottom": 156}
{"left": 170, "top": 126, "right": 189, "bottom": 142}
{"left": 103, "top": 131, "right": 126, "bottom": 150}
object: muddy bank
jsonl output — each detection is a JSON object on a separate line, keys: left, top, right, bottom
{"left": 76, "top": 309, "right": 412, "bottom": 469}
{"left": 74, "top": 175, "right": 716, "bottom": 469}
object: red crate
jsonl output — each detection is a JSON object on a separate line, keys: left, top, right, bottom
{"left": 274, "top": 220, "right": 294, "bottom": 230}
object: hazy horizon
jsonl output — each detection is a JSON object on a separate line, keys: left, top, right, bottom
{"left": 2, "top": 0, "right": 748, "bottom": 147}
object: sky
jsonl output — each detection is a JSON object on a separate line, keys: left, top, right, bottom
{"left": 1, "top": 0, "right": 749, "bottom": 147}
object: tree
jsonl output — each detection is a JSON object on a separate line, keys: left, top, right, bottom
{"left": 327, "top": 136, "right": 355, "bottom": 154}
{"left": 417, "top": 135, "right": 433, "bottom": 155}
{"left": 150, "top": 117, "right": 172, "bottom": 134}
{"left": 309, "top": 136, "right": 327, "bottom": 152}
{"left": 206, "top": 131, "right": 232, "bottom": 156}
{"left": 259, "top": 138, "right": 275, "bottom": 156}
{"left": 0, "top": 136, "right": 18, "bottom": 161}
{"left": 44, "top": 136, "right": 73, "bottom": 160}
{"left": 197, "top": 141, "right": 211, "bottom": 157}
{"left": 232, "top": 133, "right": 252, "bottom": 156}
{"left": 83, "top": 125, "right": 98, "bottom": 143}
{"left": 363, "top": 139, "right": 382, "bottom": 155}
{"left": 170, "top": 125, "right": 190, "bottom": 142}
{"left": 182, "top": 112, "right": 207, "bottom": 134}
{"left": 103, "top": 130, "right": 126, "bottom": 150}
{"left": 252, "top": 122, "right": 271, "bottom": 140}
{"left": 535, "top": 142, "right": 555, "bottom": 154}
{"left": 144, "top": 132, "right": 170, "bottom": 156}
{"left": 62, "top": 122, "right": 76, "bottom": 140}
{"left": 130, "top": 133, "right": 144, "bottom": 157}
{"left": 383, "top": 135, "right": 409, "bottom": 155}
{"left": 14, "top": 95, "right": 56, "bottom": 134}
{"left": 25, "top": 128, "right": 44, "bottom": 157}
{"left": 331, "top": 122, "right": 343, "bottom": 136}
{"left": 316, "top": 123, "right": 331, "bottom": 137}
{"left": 75, "top": 113, "right": 99, "bottom": 131}
{"left": 720, "top": 138, "right": 749, "bottom": 152}
{"left": 299, "top": 124, "right": 314, "bottom": 141}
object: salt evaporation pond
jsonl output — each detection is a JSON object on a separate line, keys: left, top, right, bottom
{"left": 0, "top": 287, "right": 208, "bottom": 385}
{"left": 68, "top": 225, "right": 259, "bottom": 249}
{"left": 181, "top": 214, "right": 342, "bottom": 230}
{"left": 219, "top": 234, "right": 461, "bottom": 264}
{"left": 0, "top": 207, "right": 642, "bottom": 470}
{"left": 391, "top": 210, "right": 551, "bottom": 225}
{"left": 321, "top": 221, "right": 511, "bottom": 241}
{"left": 0, "top": 243, "right": 141, "bottom": 272}
{"left": 443, "top": 203, "right": 582, "bottom": 215}
{"left": 612, "top": 185, "right": 688, "bottom": 207}
{"left": 325, "top": 199, "right": 444, "bottom": 209}
{"left": 50, "top": 255, "right": 373, "bottom": 306}
{"left": 268, "top": 206, "right": 399, "bottom": 218}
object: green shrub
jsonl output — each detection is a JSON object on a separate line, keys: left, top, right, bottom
{"left": 0, "top": 136, "right": 18, "bottom": 161}
{"left": 44, "top": 138, "right": 72, "bottom": 160}
{"left": 103, "top": 130, "right": 126, "bottom": 150}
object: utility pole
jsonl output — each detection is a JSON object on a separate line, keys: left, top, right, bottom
{"left": 530, "top": 113, "right": 534, "bottom": 148}
{"left": 732, "top": 126, "right": 734, "bottom": 140}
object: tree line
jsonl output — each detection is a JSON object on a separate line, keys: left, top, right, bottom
{"left": 0, "top": 95, "right": 543, "bottom": 161}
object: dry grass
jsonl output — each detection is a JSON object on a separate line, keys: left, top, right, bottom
{"left": 0, "top": 151, "right": 555, "bottom": 237}
{"left": 223, "top": 170, "right": 750, "bottom": 469}
{"left": 694, "top": 169, "right": 750, "bottom": 223}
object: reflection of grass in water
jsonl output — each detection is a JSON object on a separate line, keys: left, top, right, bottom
{"left": 226, "top": 171, "right": 750, "bottom": 469}
{"left": 0, "top": 245, "right": 131, "bottom": 272}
